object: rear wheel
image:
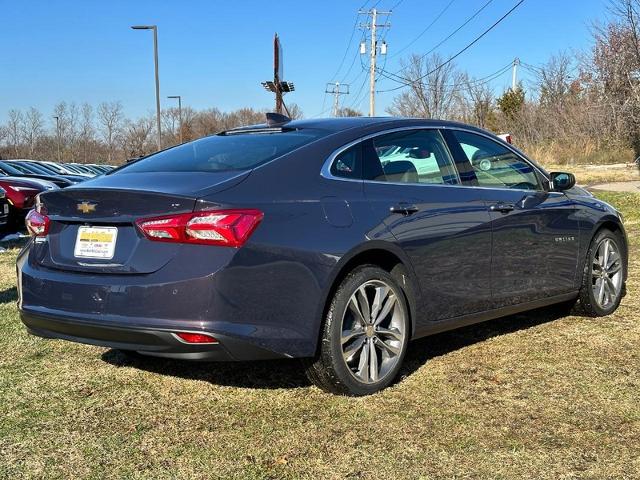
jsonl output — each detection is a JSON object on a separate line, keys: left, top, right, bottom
{"left": 304, "top": 265, "right": 410, "bottom": 396}
{"left": 576, "top": 229, "right": 625, "bottom": 316}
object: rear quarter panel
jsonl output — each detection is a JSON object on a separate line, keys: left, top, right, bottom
{"left": 195, "top": 125, "right": 411, "bottom": 356}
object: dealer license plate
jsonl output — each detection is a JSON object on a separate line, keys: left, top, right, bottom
{"left": 74, "top": 226, "right": 118, "bottom": 259}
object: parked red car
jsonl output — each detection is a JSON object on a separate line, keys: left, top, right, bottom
{"left": 0, "top": 187, "right": 9, "bottom": 228}
{"left": 0, "top": 176, "right": 57, "bottom": 226}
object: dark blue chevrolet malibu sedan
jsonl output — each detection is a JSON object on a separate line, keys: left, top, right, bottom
{"left": 17, "top": 116, "right": 628, "bottom": 395}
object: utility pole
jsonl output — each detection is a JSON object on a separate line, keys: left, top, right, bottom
{"left": 262, "top": 33, "right": 295, "bottom": 115}
{"left": 53, "top": 115, "right": 61, "bottom": 162}
{"left": 511, "top": 57, "right": 520, "bottom": 91}
{"left": 359, "top": 8, "right": 390, "bottom": 117}
{"left": 325, "top": 82, "right": 350, "bottom": 116}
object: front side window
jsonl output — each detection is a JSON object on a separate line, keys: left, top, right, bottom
{"left": 118, "top": 129, "right": 326, "bottom": 173}
{"left": 450, "top": 130, "right": 541, "bottom": 190}
{"left": 364, "top": 129, "right": 459, "bottom": 185}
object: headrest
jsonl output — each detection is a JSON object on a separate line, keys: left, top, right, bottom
{"left": 383, "top": 160, "right": 418, "bottom": 183}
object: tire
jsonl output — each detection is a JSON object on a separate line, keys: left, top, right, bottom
{"left": 575, "top": 228, "right": 626, "bottom": 317}
{"left": 304, "top": 265, "right": 410, "bottom": 396}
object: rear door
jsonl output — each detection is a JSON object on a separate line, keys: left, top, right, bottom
{"left": 361, "top": 128, "right": 493, "bottom": 325}
{"left": 444, "top": 129, "right": 580, "bottom": 308}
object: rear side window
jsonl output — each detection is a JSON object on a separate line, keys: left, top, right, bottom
{"left": 330, "top": 145, "right": 361, "bottom": 179}
{"left": 118, "top": 129, "right": 326, "bottom": 173}
{"left": 365, "top": 129, "right": 459, "bottom": 185}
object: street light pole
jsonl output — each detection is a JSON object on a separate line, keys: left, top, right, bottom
{"left": 131, "top": 25, "right": 162, "bottom": 151}
{"left": 167, "top": 95, "right": 182, "bottom": 143}
{"left": 53, "top": 115, "right": 61, "bottom": 161}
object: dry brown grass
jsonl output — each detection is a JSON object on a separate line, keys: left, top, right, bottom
{"left": 524, "top": 140, "right": 635, "bottom": 166}
{"left": 1, "top": 191, "right": 639, "bottom": 479}
{"left": 547, "top": 164, "right": 640, "bottom": 186}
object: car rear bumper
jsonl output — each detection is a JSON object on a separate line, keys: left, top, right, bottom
{"left": 20, "top": 308, "right": 288, "bottom": 361}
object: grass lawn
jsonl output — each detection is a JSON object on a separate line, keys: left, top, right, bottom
{"left": 545, "top": 164, "right": 640, "bottom": 186}
{"left": 1, "top": 191, "right": 639, "bottom": 479}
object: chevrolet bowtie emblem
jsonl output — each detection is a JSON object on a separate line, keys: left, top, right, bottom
{"left": 77, "top": 201, "right": 97, "bottom": 214}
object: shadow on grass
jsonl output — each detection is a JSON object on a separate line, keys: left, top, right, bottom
{"left": 401, "top": 304, "right": 571, "bottom": 376}
{"left": 101, "top": 304, "right": 570, "bottom": 391}
{"left": 0, "top": 286, "right": 18, "bottom": 304}
{"left": 101, "top": 350, "right": 311, "bottom": 390}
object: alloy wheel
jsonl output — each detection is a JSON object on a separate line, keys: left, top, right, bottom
{"left": 340, "top": 280, "right": 406, "bottom": 384}
{"left": 592, "top": 238, "right": 623, "bottom": 309}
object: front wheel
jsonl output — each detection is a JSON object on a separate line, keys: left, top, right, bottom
{"left": 576, "top": 229, "right": 626, "bottom": 316}
{"left": 304, "top": 265, "right": 410, "bottom": 396}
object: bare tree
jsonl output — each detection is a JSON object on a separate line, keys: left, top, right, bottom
{"left": 97, "top": 101, "right": 123, "bottom": 163}
{"left": 22, "top": 107, "right": 44, "bottom": 158}
{"left": 387, "top": 53, "right": 463, "bottom": 119}
{"left": 6, "top": 109, "right": 23, "bottom": 158}
{"left": 536, "top": 52, "right": 576, "bottom": 107}
{"left": 285, "top": 102, "right": 304, "bottom": 119}
{"left": 336, "top": 107, "right": 363, "bottom": 117}
{"left": 78, "top": 103, "right": 96, "bottom": 163}
{"left": 461, "top": 75, "right": 495, "bottom": 128}
{"left": 52, "top": 102, "right": 79, "bottom": 161}
{"left": 193, "top": 108, "right": 224, "bottom": 137}
{"left": 162, "top": 107, "right": 181, "bottom": 146}
{"left": 121, "top": 116, "right": 154, "bottom": 159}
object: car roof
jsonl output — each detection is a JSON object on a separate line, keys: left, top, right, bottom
{"left": 231, "top": 116, "right": 491, "bottom": 135}
{"left": 234, "top": 116, "right": 549, "bottom": 176}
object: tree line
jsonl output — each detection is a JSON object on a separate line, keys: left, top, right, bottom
{"left": 2, "top": 0, "right": 639, "bottom": 166}
{"left": 0, "top": 102, "right": 304, "bottom": 165}
{"left": 386, "top": 0, "right": 640, "bottom": 165}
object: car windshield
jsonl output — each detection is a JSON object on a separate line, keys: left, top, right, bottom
{"left": 41, "top": 163, "right": 66, "bottom": 174}
{"left": 118, "top": 129, "right": 325, "bottom": 173}
{"left": 27, "top": 162, "right": 57, "bottom": 175}
{"left": 0, "top": 162, "right": 24, "bottom": 175}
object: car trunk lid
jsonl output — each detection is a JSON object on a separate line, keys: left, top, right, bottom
{"left": 32, "top": 171, "right": 248, "bottom": 274}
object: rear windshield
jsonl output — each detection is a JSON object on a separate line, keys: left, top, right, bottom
{"left": 117, "top": 129, "right": 325, "bottom": 173}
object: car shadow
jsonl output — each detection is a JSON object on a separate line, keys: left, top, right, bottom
{"left": 0, "top": 286, "right": 18, "bottom": 304}
{"left": 400, "top": 304, "right": 571, "bottom": 377}
{"left": 101, "top": 304, "right": 573, "bottom": 391}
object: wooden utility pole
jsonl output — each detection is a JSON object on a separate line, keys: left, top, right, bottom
{"left": 262, "top": 34, "right": 295, "bottom": 115}
{"left": 325, "top": 82, "right": 350, "bottom": 116}
{"left": 512, "top": 57, "right": 520, "bottom": 91}
{"left": 359, "top": 9, "right": 390, "bottom": 117}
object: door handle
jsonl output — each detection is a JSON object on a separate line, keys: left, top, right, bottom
{"left": 489, "top": 202, "right": 515, "bottom": 213}
{"left": 390, "top": 203, "right": 419, "bottom": 216}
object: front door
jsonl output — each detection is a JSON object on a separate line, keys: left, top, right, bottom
{"left": 444, "top": 129, "right": 580, "bottom": 308}
{"left": 361, "top": 128, "right": 493, "bottom": 327}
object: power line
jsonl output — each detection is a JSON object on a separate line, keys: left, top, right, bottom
{"left": 346, "top": 57, "right": 372, "bottom": 111}
{"left": 389, "top": 0, "right": 406, "bottom": 11}
{"left": 341, "top": 29, "right": 368, "bottom": 83}
{"left": 376, "top": 0, "right": 526, "bottom": 93}
{"left": 389, "top": 0, "right": 457, "bottom": 59}
{"left": 376, "top": 61, "right": 512, "bottom": 92}
{"left": 328, "top": 1, "right": 371, "bottom": 82}
{"left": 395, "top": 0, "right": 494, "bottom": 72}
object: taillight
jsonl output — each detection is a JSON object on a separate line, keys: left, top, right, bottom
{"left": 25, "top": 209, "right": 50, "bottom": 237}
{"left": 136, "top": 209, "right": 264, "bottom": 247}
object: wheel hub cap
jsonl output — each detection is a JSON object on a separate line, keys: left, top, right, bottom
{"left": 340, "top": 279, "right": 406, "bottom": 384}
{"left": 591, "top": 238, "right": 623, "bottom": 309}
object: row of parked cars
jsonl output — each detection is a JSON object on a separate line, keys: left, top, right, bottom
{"left": 0, "top": 160, "right": 115, "bottom": 231}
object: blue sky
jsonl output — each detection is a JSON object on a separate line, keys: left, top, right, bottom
{"left": 0, "top": 0, "right": 610, "bottom": 123}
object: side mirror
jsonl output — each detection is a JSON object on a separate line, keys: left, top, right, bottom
{"left": 550, "top": 171, "right": 576, "bottom": 191}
